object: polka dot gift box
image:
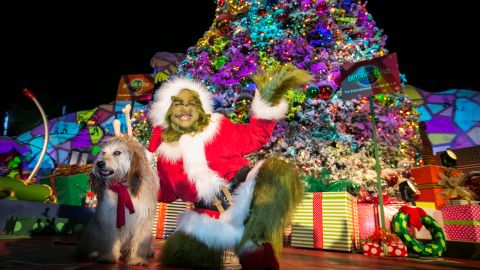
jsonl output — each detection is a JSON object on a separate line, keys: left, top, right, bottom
{"left": 362, "top": 241, "right": 407, "bottom": 257}
{"left": 361, "top": 227, "right": 408, "bottom": 257}
{"left": 441, "top": 200, "right": 480, "bottom": 242}
{"left": 387, "top": 241, "right": 408, "bottom": 256}
{"left": 362, "top": 242, "right": 383, "bottom": 256}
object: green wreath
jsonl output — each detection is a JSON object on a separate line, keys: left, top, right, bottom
{"left": 392, "top": 210, "right": 446, "bottom": 256}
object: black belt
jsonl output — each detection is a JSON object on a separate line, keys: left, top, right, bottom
{"left": 194, "top": 166, "right": 251, "bottom": 212}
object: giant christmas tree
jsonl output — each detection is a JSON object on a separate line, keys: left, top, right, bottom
{"left": 167, "top": 0, "right": 422, "bottom": 196}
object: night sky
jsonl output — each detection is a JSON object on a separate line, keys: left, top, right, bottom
{"left": 3, "top": 1, "right": 479, "bottom": 135}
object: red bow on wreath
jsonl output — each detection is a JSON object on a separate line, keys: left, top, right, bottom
{"left": 398, "top": 206, "right": 427, "bottom": 231}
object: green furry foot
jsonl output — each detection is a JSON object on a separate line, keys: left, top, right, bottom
{"left": 161, "top": 231, "right": 223, "bottom": 269}
{"left": 237, "top": 156, "right": 303, "bottom": 257}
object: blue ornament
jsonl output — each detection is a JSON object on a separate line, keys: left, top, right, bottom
{"left": 351, "top": 142, "right": 359, "bottom": 153}
{"left": 208, "top": 85, "right": 217, "bottom": 92}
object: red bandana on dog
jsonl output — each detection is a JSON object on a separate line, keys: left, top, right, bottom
{"left": 108, "top": 182, "right": 135, "bottom": 228}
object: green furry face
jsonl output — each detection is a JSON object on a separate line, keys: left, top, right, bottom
{"left": 170, "top": 89, "right": 200, "bottom": 130}
{"left": 162, "top": 89, "right": 211, "bottom": 142}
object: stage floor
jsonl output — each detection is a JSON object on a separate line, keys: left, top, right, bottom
{"left": 1, "top": 236, "right": 480, "bottom": 270}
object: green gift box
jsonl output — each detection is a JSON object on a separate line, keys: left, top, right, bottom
{"left": 291, "top": 191, "right": 359, "bottom": 252}
{"left": 53, "top": 173, "right": 90, "bottom": 206}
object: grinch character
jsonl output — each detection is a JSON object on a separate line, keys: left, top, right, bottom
{"left": 149, "top": 65, "right": 311, "bottom": 269}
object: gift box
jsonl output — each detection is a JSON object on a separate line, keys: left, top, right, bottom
{"left": 387, "top": 241, "right": 408, "bottom": 256}
{"left": 291, "top": 192, "right": 359, "bottom": 252}
{"left": 362, "top": 241, "right": 382, "bottom": 256}
{"left": 53, "top": 173, "right": 91, "bottom": 206}
{"left": 362, "top": 240, "right": 407, "bottom": 257}
{"left": 410, "top": 165, "right": 448, "bottom": 209}
{"left": 441, "top": 200, "right": 480, "bottom": 242}
{"left": 416, "top": 201, "right": 436, "bottom": 209}
{"left": 381, "top": 204, "right": 410, "bottom": 232}
{"left": 357, "top": 203, "right": 376, "bottom": 240}
{"left": 357, "top": 192, "right": 411, "bottom": 241}
{"left": 153, "top": 200, "right": 193, "bottom": 239}
{"left": 414, "top": 208, "right": 444, "bottom": 240}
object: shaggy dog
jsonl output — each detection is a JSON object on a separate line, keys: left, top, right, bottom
{"left": 76, "top": 136, "right": 159, "bottom": 265}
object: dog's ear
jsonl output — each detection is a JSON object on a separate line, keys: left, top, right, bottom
{"left": 127, "top": 140, "right": 148, "bottom": 197}
{"left": 89, "top": 172, "right": 105, "bottom": 201}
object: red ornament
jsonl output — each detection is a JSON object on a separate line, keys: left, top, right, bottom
{"left": 385, "top": 173, "right": 398, "bottom": 187}
{"left": 257, "top": 8, "right": 267, "bottom": 16}
{"left": 217, "top": 13, "right": 234, "bottom": 25}
{"left": 357, "top": 187, "right": 373, "bottom": 203}
{"left": 315, "top": 1, "right": 328, "bottom": 12}
{"left": 317, "top": 85, "right": 333, "bottom": 100}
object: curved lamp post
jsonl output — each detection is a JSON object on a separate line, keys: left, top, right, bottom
{"left": 22, "top": 88, "right": 49, "bottom": 183}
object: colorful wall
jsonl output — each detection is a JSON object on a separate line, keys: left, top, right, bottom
{"left": 403, "top": 85, "right": 480, "bottom": 154}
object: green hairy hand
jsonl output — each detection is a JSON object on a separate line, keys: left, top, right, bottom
{"left": 253, "top": 64, "right": 313, "bottom": 106}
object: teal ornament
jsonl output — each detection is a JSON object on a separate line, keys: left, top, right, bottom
{"left": 306, "top": 84, "right": 320, "bottom": 98}
{"left": 208, "top": 85, "right": 217, "bottom": 93}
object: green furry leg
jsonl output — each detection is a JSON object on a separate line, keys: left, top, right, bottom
{"left": 161, "top": 231, "right": 223, "bottom": 269}
{"left": 237, "top": 156, "right": 304, "bottom": 257}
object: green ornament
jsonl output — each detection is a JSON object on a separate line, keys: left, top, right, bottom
{"left": 305, "top": 85, "right": 319, "bottom": 98}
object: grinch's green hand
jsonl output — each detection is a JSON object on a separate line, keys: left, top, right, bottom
{"left": 253, "top": 64, "right": 312, "bottom": 106}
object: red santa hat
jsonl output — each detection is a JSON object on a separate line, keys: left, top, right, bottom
{"left": 149, "top": 76, "right": 214, "bottom": 128}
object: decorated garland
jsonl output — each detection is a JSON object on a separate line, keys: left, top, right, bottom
{"left": 392, "top": 206, "right": 446, "bottom": 256}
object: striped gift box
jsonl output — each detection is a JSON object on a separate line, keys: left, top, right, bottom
{"left": 152, "top": 200, "right": 192, "bottom": 239}
{"left": 291, "top": 192, "right": 359, "bottom": 252}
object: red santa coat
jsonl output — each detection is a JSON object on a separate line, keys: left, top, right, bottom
{"left": 149, "top": 113, "right": 276, "bottom": 204}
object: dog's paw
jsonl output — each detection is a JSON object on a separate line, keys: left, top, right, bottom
{"left": 86, "top": 251, "right": 99, "bottom": 259}
{"left": 127, "top": 257, "right": 149, "bottom": 266}
{"left": 96, "top": 254, "right": 118, "bottom": 264}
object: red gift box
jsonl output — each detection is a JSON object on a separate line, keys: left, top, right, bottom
{"left": 441, "top": 200, "right": 480, "bottom": 242}
{"left": 410, "top": 165, "right": 449, "bottom": 209}
{"left": 362, "top": 242, "right": 382, "bottom": 256}
{"left": 358, "top": 203, "right": 376, "bottom": 240}
{"left": 362, "top": 241, "right": 407, "bottom": 257}
{"left": 387, "top": 241, "right": 408, "bottom": 257}
{"left": 358, "top": 197, "right": 412, "bottom": 240}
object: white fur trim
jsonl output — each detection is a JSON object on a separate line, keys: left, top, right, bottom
{"left": 176, "top": 161, "right": 264, "bottom": 250}
{"left": 157, "top": 114, "right": 224, "bottom": 203}
{"left": 221, "top": 161, "right": 264, "bottom": 227}
{"left": 176, "top": 210, "right": 243, "bottom": 250}
{"left": 157, "top": 141, "right": 182, "bottom": 163}
{"left": 251, "top": 90, "right": 289, "bottom": 120}
{"left": 149, "top": 76, "right": 213, "bottom": 128}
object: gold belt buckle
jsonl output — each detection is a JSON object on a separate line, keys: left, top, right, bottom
{"left": 213, "top": 185, "right": 234, "bottom": 213}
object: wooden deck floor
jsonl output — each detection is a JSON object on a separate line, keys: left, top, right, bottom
{"left": 1, "top": 236, "right": 480, "bottom": 270}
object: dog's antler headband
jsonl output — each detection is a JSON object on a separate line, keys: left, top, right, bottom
{"left": 113, "top": 104, "right": 134, "bottom": 137}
